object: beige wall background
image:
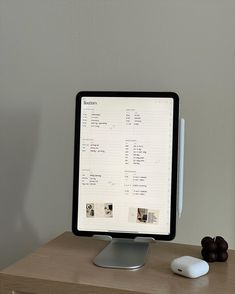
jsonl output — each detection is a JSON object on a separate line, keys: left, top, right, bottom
{"left": 0, "top": 0, "right": 235, "bottom": 269}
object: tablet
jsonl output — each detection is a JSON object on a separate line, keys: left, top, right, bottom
{"left": 72, "top": 91, "right": 179, "bottom": 240}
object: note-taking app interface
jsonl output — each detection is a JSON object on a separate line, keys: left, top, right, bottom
{"left": 77, "top": 96, "right": 174, "bottom": 235}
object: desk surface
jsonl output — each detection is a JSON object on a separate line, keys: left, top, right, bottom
{"left": 0, "top": 232, "right": 234, "bottom": 294}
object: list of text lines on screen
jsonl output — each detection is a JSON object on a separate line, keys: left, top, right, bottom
{"left": 77, "top": 96, "right": 174, "bottom": 235}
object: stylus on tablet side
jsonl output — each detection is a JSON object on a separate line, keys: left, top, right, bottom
{"left": 178, "top": 118, "right": 185, "bottom": 218}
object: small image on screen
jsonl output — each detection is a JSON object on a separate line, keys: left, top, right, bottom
{"left": 77, "top": 96, "right": 174, "bottom": 235}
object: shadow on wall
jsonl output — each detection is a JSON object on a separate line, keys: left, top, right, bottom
{"left": 0, "top": 104, "right": 41, "bottom": 270}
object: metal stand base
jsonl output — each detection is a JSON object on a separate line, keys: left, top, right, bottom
{"left": 93, "top": 238, "right": 150, "bottom": 269}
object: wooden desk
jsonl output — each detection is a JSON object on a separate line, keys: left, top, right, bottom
{"left": 0, "top": 232, "right": 234, "bottom": 294}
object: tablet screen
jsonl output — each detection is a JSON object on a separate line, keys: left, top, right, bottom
{"left": 73, "top": 92, "right": 179, "bottom": 239}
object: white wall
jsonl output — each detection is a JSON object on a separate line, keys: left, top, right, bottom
{"left": 0, "top": 0, "right": 235, "bottom": 269}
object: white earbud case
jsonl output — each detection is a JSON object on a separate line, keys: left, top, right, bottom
{"left": 171, "top": 256, "right": 209, "bottom": 278}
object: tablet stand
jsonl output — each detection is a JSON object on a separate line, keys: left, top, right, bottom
{"left": 93, "top": 237, "right": 154, "bottom": 269}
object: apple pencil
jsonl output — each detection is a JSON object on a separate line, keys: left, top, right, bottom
{"left": 178, "top": 118, "right": 185, "bottom": 218}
